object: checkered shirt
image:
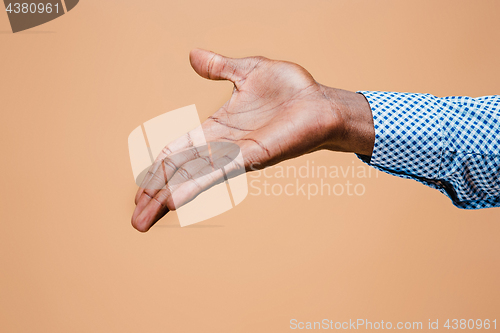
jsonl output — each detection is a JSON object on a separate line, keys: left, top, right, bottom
{"left": 357, "top": 91, "right": 500, "bottom": 209}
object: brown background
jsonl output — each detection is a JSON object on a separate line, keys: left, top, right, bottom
{"left": 1, "top": 0, "right": 499, "bottom": 332}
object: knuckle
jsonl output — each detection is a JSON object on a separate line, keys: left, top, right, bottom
{"left": 161, "top": 147, "right": 172, "bottom": 156}
{"left": 191, "top": 147, "right": 200, "bottom": 159}
{"left": 148, "top": 173, "right": 166, "bottom": 188}
{"left": 162, "top": 158, "right": 177, "bottom": 172}
{"left": 177, "top": 167, "right": 192, "bottom": 180}
{"left": 201, "top": 155, "right": 213, "bottom": 166}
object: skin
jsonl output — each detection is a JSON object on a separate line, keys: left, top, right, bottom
{"left": 132, "top": 49, "right": 375, "bottom": 232}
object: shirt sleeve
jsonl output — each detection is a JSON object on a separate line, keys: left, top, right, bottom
{"left": 356, "top": 91, "right": 500, "bottom": 209}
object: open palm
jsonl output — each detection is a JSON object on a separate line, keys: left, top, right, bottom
{"left": 132, "top": 49, "right": 372, "bottom": 232}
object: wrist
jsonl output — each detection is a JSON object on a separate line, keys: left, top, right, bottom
{"left": 320, "top": 86, "right": 375, "bottom": 156}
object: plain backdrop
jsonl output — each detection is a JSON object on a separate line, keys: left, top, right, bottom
{"left": 1, "top": 1, "right": 499, "bottom": 332}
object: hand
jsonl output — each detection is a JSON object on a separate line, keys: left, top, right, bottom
{"left": 132, "top": 49, "right": 375, "bottom": 232}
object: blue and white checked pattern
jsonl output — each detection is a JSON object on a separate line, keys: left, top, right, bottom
{"left": 357, "top": 91, "right": 500, "bottom": 209}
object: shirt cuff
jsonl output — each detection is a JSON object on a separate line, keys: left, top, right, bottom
{"left": 357, "top": 91, "right": 444, "bottom": 178}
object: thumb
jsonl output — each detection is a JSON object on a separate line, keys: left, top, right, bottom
{"left": 189, "top": 49, "right": 248, "bottom": 83}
